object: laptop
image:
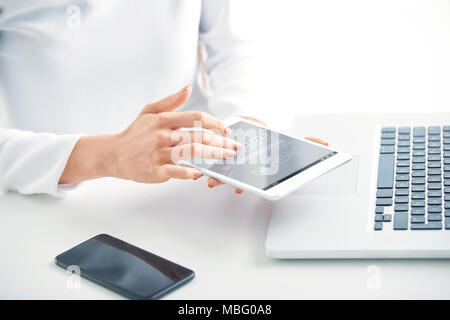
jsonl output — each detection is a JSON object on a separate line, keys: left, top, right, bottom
{"left": 265, "top": 112, "right": 450, "bottom": 259}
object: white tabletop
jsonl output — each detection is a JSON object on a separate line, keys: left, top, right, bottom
{"left": 2, "top": 171, "right": 450, "bottom": 299}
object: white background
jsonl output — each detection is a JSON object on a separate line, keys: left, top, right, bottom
{"left": 1, "top": 1, "right": 449, "bottom": 127}
{"left": 231, "top": 0, "right": 450, "bottom": 127}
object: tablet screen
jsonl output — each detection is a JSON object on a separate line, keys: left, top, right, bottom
{"left": 188, "top": 121, "right": 336, "bottom": 190}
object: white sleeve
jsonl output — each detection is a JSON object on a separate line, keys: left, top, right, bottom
{"left": 199, "top": 0, "right": 261, "bottom": 120}
{"left": 0, "top": 129, "right": 82, "bottom": 196}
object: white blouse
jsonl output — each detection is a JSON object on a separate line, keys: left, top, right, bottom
{"left": 0, "top": 0, "right": 254, "bottom": 195}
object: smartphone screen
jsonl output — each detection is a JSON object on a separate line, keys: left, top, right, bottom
{"left": 55, "top": 234, "right": 194, "bottom": 299}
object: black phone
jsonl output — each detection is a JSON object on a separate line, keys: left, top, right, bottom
{"left": 55, "top": 234, "right": 195, "bottom": 299}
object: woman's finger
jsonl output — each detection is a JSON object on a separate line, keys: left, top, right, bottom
{"left": 161, "top": 111, "right": 231, "bottom": 136}
{"left": 305, "top": 136, "right": 329, "bottom": 146}
{"left": 172, "top": 130, "right": 241, "bottom": 151}
{"left": 163, "top": 164, "right": 203, "bottom": 180}
{"left": 208, "top": 177, "right": 223, "bottom": 188}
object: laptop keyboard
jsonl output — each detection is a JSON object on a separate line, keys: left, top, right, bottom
{"left": 374, "top": 126, "right": 450, "bottom": 231}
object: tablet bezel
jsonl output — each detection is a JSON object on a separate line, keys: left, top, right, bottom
{"left": 182, "top": 117, "right": 352, "bottom": 200}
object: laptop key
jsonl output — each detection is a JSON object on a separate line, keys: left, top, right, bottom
{"left": 429, "top": 190, "right": 442, "bottom": 197}
{"left": 412, "top": 150, "right": 425, "bottom": 156}
{"left": 398, "top": 147, "right": 411, "bottom": 153}
{"left": 395, "top": 196, "right": 409, "bottom": 203}
{"left": 428, "top": 214, "right": 442, "bottom": 221}
{"left": 397, "top": 160, "right": 410, "bottom": 167}
{"left": 396, "top": 174, "right": 409, "bottom": 181}
{"left": 412, "top": 170, "right": 425, "bottom": 177}
{"left": 397, "top": 154, "right": 410, "bottom": 160}
{"left": 376, "top": 198, "right": 392, "bottom": 206}
{"left": 394, "top": 204, "right": 409, "bottom": 211}
{"left": 444, "top": 138, "right": 450, "bottom": 144}
{"left": 394, "top": 212, "right": 408, "bottom": 230}
{"left": 445, "top": 158, "right": 450, "bottom": 164}
{"left": 377, "top": 189, "right": 393, "bottom": 198}
{"left": 412, "top": 144, "right": 425, "bottom": 150}
{"left": 398, "top": 134, "right": 410, "bottom": 141}
{"left": 374, "top": 222, "right": 383, "bottom": 231}
{"left": 381, "top": 132, "right": 396, "bottom": 139}
{"left": 444, "top": 180, "right": 450, "bottom": 186}
{"left": 445, "top": 202, "right": 450, "bottom": 209}
{"left": 428, "top": 147, "right": 441, "bottom": 154}
{"left": 396, "top": 181, "right": 409, "bottom": 188}
{"left": 412, "top": 184, "right": 426, "bottom": 192}
{"left": 375, "top": 206, "right": 384, "bottom": 214}
{"left": 444, "top": 152, "right": 450, "bottom": 158}
{"left": 444, "top": 126, "right": 450, "bottom": 132}
{"left": 428, "top": 155, "right": 441, "bottom": 161}
{"left": 399, "top": 127, "right": 411, "bottom": 134}
{"left": 445, "top": 187, "right": 450, "bottom": 194}
{"left": 445, "top": 195, "right": 450, "bottom": 201}
{"left": 398, "top": 141, "right": 411, "bottom": 147}
{"left": 411, "top": 207, "right": 425, "bottom": 215}
{"left": 444, "top": 165, "right": 450, "bottom": 171}
{"left": 428, "top": 168, "right": 442, "bottom": 175}
{"left": 377, "top": 154, "right": 395, "bottom": 188}
{"left": 375, "top": 214, "right": 383, "bottom": 222}
{"left": 382, "top": 127, "right": 396, "bottom": 133}
{"left": 428, "top": 126, "right": 441, "bottom": 135}
{"left": 411, "top": 222, "right": 442, "bottom": 230}
{"left": 381, "top": 139, "right": 395, "bottom": 146}
{"left": 411, "top": 216, "right": 425, "bottom": 223}
{"left": 413, "top": 137, "right": 426, "bottom": 143}
{"left": 428, "top": 198, "right": 442, "bottom": 205}
{"left": 380, "top": 146, "right": 395, "bottom": 154}
{"left": 428, "top": 141, "right": 441, "bottom": 148}
{"left": 445, "top": 172, "right": 450, "bottom": 178}
{"left": 411, "top": 200, "right": 425, "bottom": 207}
{"left": 395, "top": 188, "right": 409, "bottom": 196}
{"left": 428, "top": 135, "right": 441, "bottom": 141}
{"left": 411, "top": 178, "right": 425, "bottom": 185}
{"left": 383, "top": 214, "right": 392, "bottom": 222}
{"left": 397, "top": 167, "right": 410, "bottom": 174}
{"left": 444, "top": 145, "right": 450, "bottom": 151}
{"left": 411, "top": 192, "right": 425, "bottom": 199}
{"left": 428, "top": 183, "right": 442, "bottom": 190}
{"left": 429, "top": 161, "right": 442, "bottom": 168}
{"left": 412, "top": 157, "right": 425, "bottom": 163}
{"left": 446, "top": 210, "right": 450, "bottom": 217}
{"left": 428, "top": 176, "right": 442, "bottom": 183}
{"left": 413, "top": 127, "right": 426, "bottom": 137}
{"left": 412, "top": 163, "right": 426, "bottom": 170}
{"left": 428, "top": 205, "right": 442, "bottom": 213}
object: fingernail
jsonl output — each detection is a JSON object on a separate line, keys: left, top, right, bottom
{"left": 193, "top": 171, "right": 203, "bottom": 179}
{"left": 234, "top": 142, "right": 242, "bottom": 150}
{"left": 179, "top": 84, "right": 191, "bottom": 94}
{"left": 235, "top": 189, "right": 243, "bottom": 194}
{"left": 225, "top": 150, "right": 236, "bottom": 158}
{"left": 224, "top": 127, "right": 231, "bottom": 136}
{"left": 208, "top": 184, "right": 214, "bottom": 188}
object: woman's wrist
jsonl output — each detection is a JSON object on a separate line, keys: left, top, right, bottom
{"left": 59, "top": 134, "right": 117, "bottom": 184}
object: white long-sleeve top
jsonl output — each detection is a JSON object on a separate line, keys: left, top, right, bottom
{"left": 0, "top": 0, "right": 255, "bottom": 196}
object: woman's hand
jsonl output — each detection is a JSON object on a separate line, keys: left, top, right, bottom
{"left": 207, "top": 117, "right": 329, "bottom": 194}
{"left": 59, "top": 85, "right": 241, "bottom": 184}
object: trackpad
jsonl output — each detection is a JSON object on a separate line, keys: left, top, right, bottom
{"left": 292, "top": 156, "right": 359, "bottom": 195}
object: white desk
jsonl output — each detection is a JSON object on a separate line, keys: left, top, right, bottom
{"left": 2, "top": 171, "right": 450, "bottom": 299}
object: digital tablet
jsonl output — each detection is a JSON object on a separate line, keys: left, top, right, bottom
{"left": 182, "top": 117, "right": 352, "bottom": 200}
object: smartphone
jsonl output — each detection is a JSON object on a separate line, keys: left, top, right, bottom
{"left": 55, "top": 234, "right": 195, "bottom": 300}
